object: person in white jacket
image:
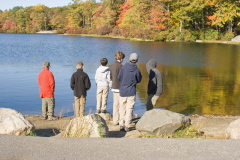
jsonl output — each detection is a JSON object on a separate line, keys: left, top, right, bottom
{"left": 95, "top": 58, "right": 112, "bottom": 113}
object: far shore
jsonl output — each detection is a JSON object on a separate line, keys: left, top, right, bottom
{"left": 36, "top": 30, "right": 240, "bottom": 44}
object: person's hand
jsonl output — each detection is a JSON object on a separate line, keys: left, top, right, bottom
{"left": 151, "top": 95, "right": 159, "bottom": 107}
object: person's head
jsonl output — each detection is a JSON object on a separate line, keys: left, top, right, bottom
{"left": 43, "top": 61, "right": 50, "bottom": 69}
{"left": 115, "top": 51, "right": 125, "bottom": 63}
{"left": 129, "top": 53, "right": 138, "bottom": 64}
{"left": 76, "top": 62, "right": 84, "bottom": 69}
{"left": 146, "top": 59, "right": 157, "bottom": 73}
{"left": 100, "top": 58, "right": 108, "bottom": 66}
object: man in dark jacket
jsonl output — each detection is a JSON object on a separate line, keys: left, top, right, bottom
{"left": 118, "top": 53, "right": 142, "bottom": 132}
{"left": 146, "top": 59, "right": 163, "bottom": 111}
{"left": 110, "top": 51, "right": 125, "bottom": 126}
{"left": 70, "top": 62, "right": 91, "bottom": 117}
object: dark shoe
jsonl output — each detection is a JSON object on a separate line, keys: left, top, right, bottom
{"left": 101, "top": 110, "right": 107, "bottom": 113}
{"left": 48, "top": 116, "right": 58, "bottom": 121}
{"left": 125, "top": 127, "right": 131, "bottom": 132}
{"left": 96, "top": 109, "right": 101, "bottom": 114}
{"left": 120, "top": 126, "right": 125, "bottom": 131}
{"left": 41, "top": 116, "right": 47, "bottom": 120}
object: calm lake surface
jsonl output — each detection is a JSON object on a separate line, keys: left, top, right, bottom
{"left": 1, "top": 33, "right": 240, "bottom": 116}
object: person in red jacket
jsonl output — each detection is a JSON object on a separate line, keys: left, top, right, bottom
{"left": 38, "top": 61, "right": 57, "bottom": 120}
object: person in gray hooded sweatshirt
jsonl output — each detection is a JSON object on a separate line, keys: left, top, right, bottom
{"left": 95, "top": 58, "right": 112, "bottom": 113}
{"left": 146, "top": 59, "right": 163, "bottom": 111}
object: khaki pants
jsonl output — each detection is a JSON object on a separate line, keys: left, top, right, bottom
{"left": 146, "top": 94, "right": 159, "bottom": 111}
{"left": 74, "top": 96, "right": 86, "bottom": 117}
{"left": 42, "top": 97, "right": 55, "bottom": 116}
{"left": 96, "top": 87, "right": 109, "bottom": 111}
{"left": 119, "top": 96, "right": 135, "bottom": 128}
{"left": 113, "top": 92, "right": 120, "bottom": 125}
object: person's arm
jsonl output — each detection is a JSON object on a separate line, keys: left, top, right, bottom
{"left": 85, "top": 74, "right": 91, "bottom": 90}
{"left": 155, "top": 70, "right": 163, "bottom": 96}
{"left": 70, "top": 74, "right": 75, "bottom": 90}
{"left": 110, "top": 66, "right": 113, "bottom": 81}
{"left": 107, "top": 69, "right": 112, "bottom": 88}
{"left": 95, "top": 69, "right": 99, "bottom": 85}
{"left": 49, "top": 72, "right": 55, "bottom": 92}
{"left": 136, "top": 69, "right": 142, "bottom": 83}
{"left": 118, "top": 68, "right": 123, "bottom": 81}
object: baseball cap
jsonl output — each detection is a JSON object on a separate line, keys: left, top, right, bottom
{"left": 43, "top": 61, "right": 50, "bottom": 67}
{"left": 129, "top": 53, "right": 138, "bottom": 62}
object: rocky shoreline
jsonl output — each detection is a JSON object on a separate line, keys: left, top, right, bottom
{"left": 24, "top": 114, "right": 240, "bottom": 139}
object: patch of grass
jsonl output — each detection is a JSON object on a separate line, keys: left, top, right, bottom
{"left": 138, "top": 126, "right": 203, "bottom": 138}
{"left": 28, "top": 131, "right": 37, "bottom": 136}
{"left": 160, "top": 126, "right": 203, "bottom": 138}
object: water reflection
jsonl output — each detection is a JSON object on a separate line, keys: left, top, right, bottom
{"left": 137, "top": 63, "right": 240, "bottom": 115}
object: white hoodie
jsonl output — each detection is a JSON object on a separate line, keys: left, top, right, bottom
{"left": 95, "top": 65, "right": 112, "bottom": 88}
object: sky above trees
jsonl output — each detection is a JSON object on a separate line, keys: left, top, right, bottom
{"left": 0, "top": 0, "right": 72, "bottom": 11}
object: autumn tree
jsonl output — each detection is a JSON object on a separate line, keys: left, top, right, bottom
{"left": 15, "top": 7, "right": 32, "bottom": 32}
{"left": 206, "top": 1, "right": 239, "bottom": 32}
{"left": 30, "top": 4, "right": 49, "bottom": 31}
{"left": 48, "top": 7, "right": 68, "bottom": 32}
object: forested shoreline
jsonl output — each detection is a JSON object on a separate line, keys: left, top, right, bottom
{"left": 0, "top": 0, "right": 240, "bottom": 42}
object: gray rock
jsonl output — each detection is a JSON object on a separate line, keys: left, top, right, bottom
{"left": 63, "top": 114, "right": 109, "bottom": 137}
{"left": 231, "top": 35, "right": 240, "bottom": 42}
{"left": 0, "top": 108, "right": 35, "bottom": 136}
{"left": 136, "top": 109, "right": 190, "bottom": 136}
{"left": 98, "top": 113, "right": 113, "bottom": 121}
{"left": 124, "top": 130, "right": 142, "bottom": 138}
{"left": 225, "top": 118, "right": 240, "bottom": 139}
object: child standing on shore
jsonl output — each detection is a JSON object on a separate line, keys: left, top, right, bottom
{"left": 95, "top": 58, "right": 112, "bottom": 113}
{"left": 110, "top": 51, "right": 125, "bottom": 125}
{"left": 70, "top": 62, "right": 91, "bottom": 117}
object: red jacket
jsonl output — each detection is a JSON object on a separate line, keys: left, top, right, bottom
{"left": 38, "top": 68, "right": 55, "bottom": 97}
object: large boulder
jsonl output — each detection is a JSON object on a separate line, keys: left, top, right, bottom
{"left": 231, "top": 35, "right": 240, "bottom": 42}
{"left": 63, "top": 114, "right": 109, "bottom": 137}
{"left": 225, "top": 118, "right": 240, "bottom": 139}
{"left": 98, "top": 113, "right": 113, "bottom": 121}
{"left": 0, "top": 108, "right": 35, "bottom": 136}
{"left": 136, "top": 109, "right": 190, "bottom": 136}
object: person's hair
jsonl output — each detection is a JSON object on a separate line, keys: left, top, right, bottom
{"left": 115, "top": 51, "right": 125, "bottom": 60}
{"left": 100, "top": 58, "right": 108, "bottom": 66}
{"left": 76, "top": 62, "right": 83, "bottom": 69}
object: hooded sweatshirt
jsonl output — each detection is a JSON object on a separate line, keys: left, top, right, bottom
{"left": 95, "top": 65, "right": 112, "bottom": 88}
{"left": 118, "top": 62, "right": 142, "bottom": 97}
{"left": 146, "top": 59, "right": 163, "bottom": 96}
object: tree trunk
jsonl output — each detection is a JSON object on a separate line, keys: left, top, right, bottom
{"left": 179, "top": 20, "right": 183, "bottom": 33}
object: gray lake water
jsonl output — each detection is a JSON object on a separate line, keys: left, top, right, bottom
{"left": 1, "top": 33, "right": 240, "bottom": 116}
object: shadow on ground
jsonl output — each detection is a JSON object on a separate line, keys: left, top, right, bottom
{"left": 35, "top": 128, "right": 60, "bottom": 137}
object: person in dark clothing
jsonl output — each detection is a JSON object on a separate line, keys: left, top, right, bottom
{"left": 70, "top": 62, "right": 91, "bottom": 117}
{"left": 146, "top": 59, "right": 163, "bottom": 111}
{"left": 118, "top": 53, "right": 142, "bottom": 132}
{"left": 110, "top": 51, "right": 125, "bottom": 126}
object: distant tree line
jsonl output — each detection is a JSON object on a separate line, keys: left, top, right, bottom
{"left": 0, "top": 0, "right": 240, "bottom": 41}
